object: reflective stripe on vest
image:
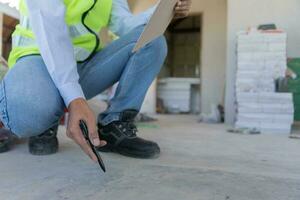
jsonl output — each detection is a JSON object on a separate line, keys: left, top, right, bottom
{"left": 20, "top": 16, "right": 91, "bottom": 38}
{"left": 12, "top": 34, "right": 91, "bottom": 61}
{"left": 14, "top": 16, "right": 93, "bottom": 61}
{"left": 8, "top": 0, "right": 113, "bottom": 67}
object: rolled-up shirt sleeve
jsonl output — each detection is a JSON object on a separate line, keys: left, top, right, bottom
{"left": 26, "top": 0, "right": 85, "bottom": 107}
{"left": 109, "top": 0, "right": 156, "bottom": 36}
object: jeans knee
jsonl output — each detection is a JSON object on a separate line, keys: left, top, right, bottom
{"left": 14, "top": 105, "right": 63, "bottom": 138}
{"left": 2, "top": 56, "right": 65, "bottom": 138}
{"left": 129, "top": 35, "right": 168, "bottom": 74}
{"left": 127, "top": 25, "right": 147, "bottom": 44}
{"left": 148, "top": 36, "right": 168, "bottom": 64}
{"left": 8, "top": 92, "right": 64, "bottom": 138}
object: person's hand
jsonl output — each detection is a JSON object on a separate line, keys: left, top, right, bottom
{"left": 67, "top": 98, "right": 106, "bottom": 161}
{"left": 174, "top": 0, "right": 192, "bottom": 19}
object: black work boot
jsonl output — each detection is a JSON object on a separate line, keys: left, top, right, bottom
{"left": 28, "top": 125, "right": 59, "bottom": 155}
{"left": 0, "top": 129, "right": 14, "bottom": 153}
{"left": 97, "top": 110, "right": 160, "bottom": 159}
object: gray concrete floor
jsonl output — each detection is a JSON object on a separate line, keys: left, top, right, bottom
{"left": 1, "top": 115, "right": 300, "bottom": 200}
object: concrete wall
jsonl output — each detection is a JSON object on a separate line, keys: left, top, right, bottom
{"left": 225, "top": 0, "right": 300, "bottom": 124}
{"left": 0, "top": 3, "right": 19, "bottom": 19}
{"left": 128, "top": 0, "right": 157, "bottom": 13}
{"left": 130, "top": 0, "right": 227, "bottom": 114}
{"left": 192, "top": 0, "right": 227, "bottom": 114}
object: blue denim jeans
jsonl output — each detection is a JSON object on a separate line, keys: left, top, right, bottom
{"left": 0, "top": 26, "right": 167, "bottom": 138}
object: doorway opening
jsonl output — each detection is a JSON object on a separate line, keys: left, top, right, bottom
{"left": 157, "top": 14, "right": 202, "bottom": 115}
{"left": 2, "top": 14, "right": 18, "bottom": 61}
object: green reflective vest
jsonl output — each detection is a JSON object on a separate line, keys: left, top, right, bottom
{"left": 8, "top": 0, "right": 113, "bottom": 67}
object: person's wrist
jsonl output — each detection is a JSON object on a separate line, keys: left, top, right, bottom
{"left": 68, "top": 97, "right": 86, "bottom": 110}
{"left": 58, "top": 82, "right": 85, "bottom": 107}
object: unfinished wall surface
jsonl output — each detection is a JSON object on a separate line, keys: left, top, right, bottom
{"left": 192, "top": 0, "right": 227, "bottom": 114}
{"left": 130, "top": 0, "right": 227, "bottom": 115}
{"left": 0, "top": 3, "right": 19, "bottom": 19}
{"left": 163, "top": 16, "right": 201, "bottom": 78}
{"left": 128, "top": 0, "right": 158, "bottom": 13}
{"left": 3, "top": 14, "right": 18, "bottom": 60}
{"left": 225, "top": 0, "right": 300, "bottom": 124}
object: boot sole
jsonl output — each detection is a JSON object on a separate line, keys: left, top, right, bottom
{"left": 29, "top": 137, "right": 59, "bottom": 156}
{"left": 0, "top": 137, "right": 12, "bottom": 153}
{"left": 29, "top": 147, "right": 58, "bottom": 156}
{"left": 0, "top": 143, "right": 10, "bottom": 153}
{"left": 97, "top": 143, "right": 160, "bottom": 159}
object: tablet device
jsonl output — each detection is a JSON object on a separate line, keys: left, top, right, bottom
{"left": 132, "top": 0, "right": 178, "bottom": 52}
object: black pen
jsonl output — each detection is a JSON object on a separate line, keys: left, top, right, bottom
{"left": 79, "top": 120, "right": 106, "bottom": 173}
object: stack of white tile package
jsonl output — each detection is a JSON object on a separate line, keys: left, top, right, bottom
{"left": 235, "top": 29, "right": 294, "bottom": 134}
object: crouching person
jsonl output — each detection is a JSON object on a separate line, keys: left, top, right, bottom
{"left": 0, "top": 0, "right": 191, "bottom": 159}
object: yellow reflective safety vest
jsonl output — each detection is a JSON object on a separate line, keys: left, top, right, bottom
{"left": 8, "top": 0, "right": 113, "bottom": 67}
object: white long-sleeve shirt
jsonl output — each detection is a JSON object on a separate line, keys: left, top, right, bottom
{"left": 25, "top": 0, "right": 155, "bottom": 107}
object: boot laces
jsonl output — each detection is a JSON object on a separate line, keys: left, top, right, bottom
{"left": 37, "top": 128, "right": 56, "bottom": 138}
{"left": 118, "top": 121, "right": 137, "bottom": 137}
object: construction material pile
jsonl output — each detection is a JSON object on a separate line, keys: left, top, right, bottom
{"left": 235, "top": 29, "right": 294, "bottom": 134}
{"left": 158, "top": 78, "right": 200, "bottom": 113}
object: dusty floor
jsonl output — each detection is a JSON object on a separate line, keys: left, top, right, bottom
{"left": 0, "top": 115, "right": 300, "bottom": 200}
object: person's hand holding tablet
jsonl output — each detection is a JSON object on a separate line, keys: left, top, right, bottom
{"left": 174, "top": 0, "right": 192, "bottom": 19}
{"left": 133, "top": 0, "right": 192, "bottom": 52}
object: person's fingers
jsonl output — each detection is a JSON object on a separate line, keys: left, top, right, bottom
{"left": 174, "top": 1, "right": 190, "bottom": 17}
{"left": 175, "top": 0, "right": 191, "bottom": 12}
{"left": 177, "top": 1, "right": 189, "bottom": 7}
{"left": 73, "top": 133, "right": 98, "bottom": 162}
{"left": 69, "top": 125, "right": 97, "bottom": 161}
{"left": 175, "top": 12, "right": 189, "bottom": 18}
{"left": 86, "top": 119, "right": 100, "bottom": 146}
{"left": 176, "top": 0, "right": 190, "bottom": 8}
{"left": 66, "top": 130, "right": 73, "bottom": 139}
{"left": 175, "top": 4, "right": 190, "bottom": 9}
{"left": 175, "top": 10, "right": 189, "bottom": 15}
{"left": 175, "top": 7, "right": 190, "bottom": 13}
{"left": 176, "top": 0, "right": 182, "bottom": 7}
{"left": 99, "top": 140, "right": 107, "bottom": 147}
